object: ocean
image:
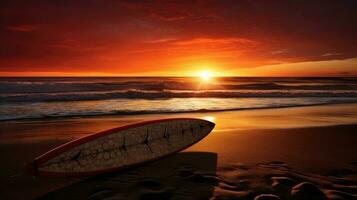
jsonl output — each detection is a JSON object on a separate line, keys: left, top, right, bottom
{"left": 1, "top": 77, "right": 357, "bottom": 121}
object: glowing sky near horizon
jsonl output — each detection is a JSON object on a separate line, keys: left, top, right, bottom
{"left": 1, "top": 0, "right": 357, "bottom": 76}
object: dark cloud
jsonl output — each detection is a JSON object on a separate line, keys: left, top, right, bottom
{"left": 0, "top": 0, "right": 357, "bottom": 74}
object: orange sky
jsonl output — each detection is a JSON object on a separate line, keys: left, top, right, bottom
{"left": 1, "top": 1, "right": 357, "bottom": 77}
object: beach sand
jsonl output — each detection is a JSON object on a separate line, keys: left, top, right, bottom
{"left": 1, "top": 103, "right": 357, "bottom": 199}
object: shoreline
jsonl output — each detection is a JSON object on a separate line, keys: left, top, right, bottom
{"left": 2, "top": 100, "right": 357, "bottom": 122}
{"left": 2, "top": 102, "right": 357, "bottom": 143}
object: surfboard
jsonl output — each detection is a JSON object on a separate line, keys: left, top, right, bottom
{"left": 27, "top": 118, "right": 215, "bottom": 177}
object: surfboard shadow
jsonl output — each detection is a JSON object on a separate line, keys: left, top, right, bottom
{"left": 37, "top": 152, "right": 218, "bottom": 200}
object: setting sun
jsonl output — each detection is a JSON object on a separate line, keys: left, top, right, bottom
{"left": 198, "top": 71, "right": 214, "bottom": 81}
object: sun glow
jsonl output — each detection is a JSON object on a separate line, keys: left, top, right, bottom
{"left": 202, "top": 116, "right": 216, "bottom": 123}
{"left": 198, "top": 71, "right": 214, "bottom": 81}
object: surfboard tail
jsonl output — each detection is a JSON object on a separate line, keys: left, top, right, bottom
{"left": 25, "top": 161, "right": 38, "bottom": 177}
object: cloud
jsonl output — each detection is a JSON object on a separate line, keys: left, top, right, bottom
{"left": 145, "top": 38, "right": 177, "bottom": 44}
{"left": 271, "top": 49, "right": 290, "bottom": 55}
{"left": 173, "top": 38, "right": 255, "bottom": 46}
{"left": 321, "top": 52, "right": 344, "bottom": 57}
{"left": 237, "top": 57, "right": 357, "bottom": 77}
{"left": 6, "top": 24, "right": 34, "bottom": 32}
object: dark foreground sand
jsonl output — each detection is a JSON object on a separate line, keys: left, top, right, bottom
{"left": 1, "top": 103, "right": 357, "bottom": 199}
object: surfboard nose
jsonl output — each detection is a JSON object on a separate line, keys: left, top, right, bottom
{"left": 201, "top": 119, "right": 215, "bottom": 133}
{"left": 207, "top": 121, "right": 215, "bottom": 131}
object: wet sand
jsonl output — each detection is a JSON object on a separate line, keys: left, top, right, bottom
{"left": 1, "top": 103, "right": 357, "bottom": 199}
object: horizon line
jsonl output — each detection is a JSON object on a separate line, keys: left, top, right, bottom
{"left": 1, "top": 75, "right": 357, "bottom": 78}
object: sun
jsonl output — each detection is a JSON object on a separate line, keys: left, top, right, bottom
{"left": 198, "top": 71, "right": 213, "bottom": 81}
